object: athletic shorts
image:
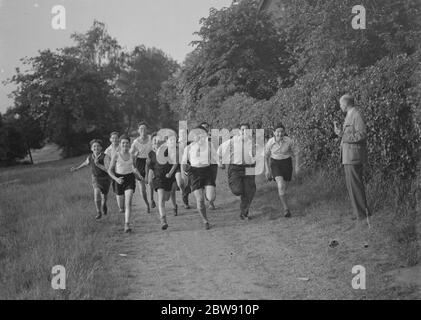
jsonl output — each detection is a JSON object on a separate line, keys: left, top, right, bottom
{"left": 210, "top": 164, "right": 218, "bottom": 185}
{"left": 270, "top": 157, "right": 293, "bottom": 182}
{"left": 134, "top": 157, "right": 147, "bottom": 179}
{"left": 153, "top": 174, "right": 174, "bottom": 192}
{"left": 190, "top": 166, "right": 215, "bottom": 192}
{"left": 91, "top": 175, "right": 111, "bottom": 195}
{"left": 114, "top": 173, "right": 136, "bottom": 195}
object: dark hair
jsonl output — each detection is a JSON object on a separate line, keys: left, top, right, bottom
{"left": 239, "top": 122, "right": 250, "bottom": 129}
{"left": 274, "top": 122, "right": 285, "bottom": 130}
{"left": 119, "top": 134, "right": 130, "bottom": 142}
{"left": 110, "top": 131, "right": 119, "bottom": 138}
{"left": 194, "top": 125, "right": 208, "bottom": 133}
{"left": 150, "top": 131, "right": 158, "bottom": 139}
{"left": 89, "top": 139, "right": 103, "bottom": 148}
{"left": 138, "top": 121, "right": 147, "bottom": 128}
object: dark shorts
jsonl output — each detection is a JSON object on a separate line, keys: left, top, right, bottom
{"left": 114, "top": 173, "right": 136, "bottom": 196}
{"left": 190, "top": 166, "right": 215, "bottom": 192}
{"left": 210, "top": 164, "right": 218, "bottom": 185}
{"left": 270, "top": 157, "right": 293, "bottom": 182}
{"left": 153, "top": 174, "right": 174, "bottom": 192}
{"left": 134, "top": 157, "right": 147, "bottom": 179}
{"left": 92, "top": 175, "right": 111, "bottom": 195}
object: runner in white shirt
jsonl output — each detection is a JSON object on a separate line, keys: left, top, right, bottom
{"left": 181, "top": 126, "right": 217, "bottom": 230}
{"left": 104, "top": 132, "right": 123, "bottom": 213}
{"left": 217, "top": 123, "right": 257, "bottom": 220}
{"left": 130, "top": 122, "right": 154, "bottom": 213}
{"left": 108, "top": 135, "right": 139, "bottom": 233}
{"left": 265, "top": 123, "right": 300, "bottom": 217}
{"left": 199, "top": 122, "right": 218, "bottom": 210}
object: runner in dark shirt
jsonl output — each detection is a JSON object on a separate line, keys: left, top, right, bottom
{"left": 71, "top": 139, "right": 111, "bottom": 220}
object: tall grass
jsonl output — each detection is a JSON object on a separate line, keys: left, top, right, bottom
{"left": 0, "top": 157, "right": 127, "bottom": 299}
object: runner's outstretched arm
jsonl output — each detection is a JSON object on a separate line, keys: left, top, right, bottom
{"left": 70, "top": 157, "right": 89, "bottom": 172}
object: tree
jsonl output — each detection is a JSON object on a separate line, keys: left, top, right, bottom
{"left": 165, "top": 0, "right": 292, "bottom": 121}
{"left": 7, "top": 49, "right": 118, "bottom": 157}
{"left": 279, "top": 0, "right": 421, "bottom": 76}
{"left": 116, "top": 46, "right": 179, "bottom": 133}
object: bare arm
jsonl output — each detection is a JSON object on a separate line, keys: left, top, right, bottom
{"left": 104, "top": 154, "right": 111, "bottom": 170}
{"left": 132, "top": 154, "right": 142, "bottom": 180}
{"left": 264, "top": 141, "right": 273, "bottom": 179}
{"left": 166, "top": 164, "right": 178, "bottom": 178}
{"left": 71, "top": 157, "right": 89, "bottom": 172}
{"left": 107, "top": 154, "right": 121, "bottom": 183}
{"left": 180, "top": 146, "right": 189, "bottom": 177}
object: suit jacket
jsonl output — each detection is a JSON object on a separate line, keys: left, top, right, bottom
{"left": 340, "top": 107, "right": 367, "bottom": 165}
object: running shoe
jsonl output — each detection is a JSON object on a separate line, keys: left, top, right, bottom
{"left": 95, "top": 213, "right": 102, "bottom": 220}
{"left": 284, "top": 209, "right": 291, "bottom": 218}
{"left": 182, "top": 193, "right": 189, "bottom": 208}
{"left": 161, "top": 217, "right": 168, "bottom": 230}
{"left": 124, "top": 224, "right": 131, "bottom": 233}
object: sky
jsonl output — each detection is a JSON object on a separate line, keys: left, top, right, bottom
{"left": 0, "top": 0, "right": 233, "bottom": 113}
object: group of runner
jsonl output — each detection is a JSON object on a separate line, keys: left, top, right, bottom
{"left": 71, "top": 121, "right": 300, "bottom": 233}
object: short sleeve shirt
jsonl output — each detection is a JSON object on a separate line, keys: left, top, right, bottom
{"left": 182, "top": 142, "right": 213, "bottom": 168}
{"left": 265, "top": 136, "right": 297, "bottom": 160}
{"left": 104, "top": 145, "right": 119, "bottom": 159}
{"left": 130, "top": 136, "right": 152, "bottom": 159}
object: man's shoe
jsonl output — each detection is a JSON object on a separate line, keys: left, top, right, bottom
{"left": 284, "top": 209, "right": 291, "bottom": 218}
{"left": 124, "top": 224, "right": 132, "bottom": 233}
{"left": 95, "top": 213, "right": 102, "bottom": 220}
{"left": 161, "top": 217, "right": 168, "bottom": 230}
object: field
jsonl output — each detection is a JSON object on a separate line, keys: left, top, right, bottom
{"left": 0, "top": 156, "right": 419, "bottom": 299}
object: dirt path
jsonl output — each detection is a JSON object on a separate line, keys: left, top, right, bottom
{"left": 108, "top": 173, "right": 419, "bottom": 300}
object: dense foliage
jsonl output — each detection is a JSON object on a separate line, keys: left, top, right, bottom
{"left": 164, "top": 0, "right": 421, "bottom": 182}
{"left": 2, "top": 21, "right": 178, "bottom": 160}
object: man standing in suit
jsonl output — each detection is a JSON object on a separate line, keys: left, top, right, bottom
{"left": 334, "top": 94, "right": 371, "bottom": 223}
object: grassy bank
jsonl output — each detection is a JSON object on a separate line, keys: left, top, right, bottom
{"left": 0, "top": 157, "right": 128, "bottom": 299}
{"left": 0, "top": 157, "right": 418, "bottom": 299}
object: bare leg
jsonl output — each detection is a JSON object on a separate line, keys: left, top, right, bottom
{"left": 101, "top": 193, "right": 108, "bottom": 215}
{"left": 275, "top": 176, "right": 290, "bottom": 217}
{"left": 117, "top": 195, "right": 125, "bottom": 213}
{"left": 170, "top": 182, "right": 178, "bottom": 215}
{"left": 148, "top": 169, "right": 156, "bottom": 207}
{"left": 93, "top": 188, "right": 102, "bottom": 219}
{"left": 205, "top": 185, "right": 216, "bottom": 209}
{"left": 193, "top": 189, "right": 209, "bottom": 229}
{"left": 175, "top": 172, "right": 184, "bottom": 190}
{"left": 138, "top": 180, "right": 150, "bottom": 213}
{"left": 158, "top": 189, "right": 168, "bottom": 230}
{"left": 124, "top": 189, "right": 134, "bottom": 232}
